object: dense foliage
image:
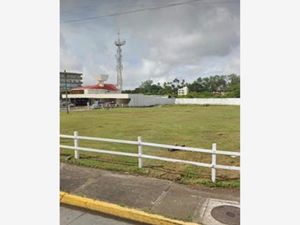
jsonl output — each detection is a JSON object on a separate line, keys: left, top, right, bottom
{"left": 122, "top": 74, "right": 240, "bottom": 98}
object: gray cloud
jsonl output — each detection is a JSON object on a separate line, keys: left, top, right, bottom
{"left": 60, "top": 0, "right": 240, "bottom": 89}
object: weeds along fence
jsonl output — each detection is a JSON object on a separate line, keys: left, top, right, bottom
{"left": 60, "top": 131, "right": 240, "bottom": 183}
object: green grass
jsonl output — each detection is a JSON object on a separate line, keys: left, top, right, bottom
{"left": 60, "top": 105, "right": 240, "bottom": 188}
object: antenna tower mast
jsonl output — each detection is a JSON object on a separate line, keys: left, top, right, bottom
{"left": 114, "top": 33, "right": 126, "bottom": 91}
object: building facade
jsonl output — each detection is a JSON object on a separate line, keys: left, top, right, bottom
{"left": 60, "top": 71, "right": 83, "bottom": 93}
{"left": 178, "top": 86, "right": 188, "bottom": 96}
{"left": 62, "top": 93, "right": 174, "bottom": 107}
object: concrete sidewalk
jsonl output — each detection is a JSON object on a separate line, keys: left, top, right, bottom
{"left": 60, "top": 163, "right": 240, "bottom": 225}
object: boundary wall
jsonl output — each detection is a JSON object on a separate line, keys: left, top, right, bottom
{"left": 175, "top": 98, "right": 240, "bottom": 105}
{"left": 128, "top": 94, "right": 175, "bottom": 107}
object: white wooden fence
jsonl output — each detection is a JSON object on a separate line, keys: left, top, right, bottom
{"left": 60, "top": 131, "right": 240, "bottom": 183}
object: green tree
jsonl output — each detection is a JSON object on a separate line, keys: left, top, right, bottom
{"left": 225, "top": 74, "right": 240, "bottom": 97}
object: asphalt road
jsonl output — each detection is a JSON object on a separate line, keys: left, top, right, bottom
{"left": 61, "top": 205, "right": 144, "bottom": 225}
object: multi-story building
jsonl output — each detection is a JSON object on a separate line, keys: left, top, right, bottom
{"left": 178, "top": 86, "right": 188, "bottom": 96}
{"left": 60, "top": 71, "right": 83, "bottom": 96}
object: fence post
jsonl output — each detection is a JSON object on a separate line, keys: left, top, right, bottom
{"left": 211, "top": 143, "right": 217, "bottom": 183}
{"left": 74, "top": 131, "right": 80, "bottom": 159}
{"left": 138, "top": 136, "right": 143, "bottom": 168}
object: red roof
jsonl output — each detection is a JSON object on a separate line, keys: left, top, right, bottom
{"left": 72, "top": 84, "right": 118, "bottom": 91}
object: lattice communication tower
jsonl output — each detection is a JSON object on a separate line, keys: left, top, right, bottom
{"left": 114, "top": 33, "right": 126, "bottom": 91}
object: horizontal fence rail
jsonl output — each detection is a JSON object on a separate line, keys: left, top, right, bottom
{"left": 60, "top": 131, "right": 240, "bottom": 182}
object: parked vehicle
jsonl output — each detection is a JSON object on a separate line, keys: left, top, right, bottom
{"left": 60, "top": 101, "right": 75, "bottom": 107}
{"left": 104, "top": 101, "right": 117, "bottom": 108}
{"left": 91, "top": 101, "right": 103, "bottom": 109}
{"left": 60, "top": 101, "right": 67, "bottom": 107}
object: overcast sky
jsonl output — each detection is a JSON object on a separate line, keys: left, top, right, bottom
{"left": 60, "top": 0, "right": 240, "bottom": 89}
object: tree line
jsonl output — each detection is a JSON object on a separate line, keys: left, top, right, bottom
{"left": 122, "top": 74, "right": 240, "bottom": 98}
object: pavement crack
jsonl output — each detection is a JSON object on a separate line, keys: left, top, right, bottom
{"left": 150, "top": 184, "right": 171, "bottom": 209}
{"left": 73, "top": 177, "right": 98, "bottom": 193}
{"left": 65, "top": 211, "right": 86, "bottom": 225}
{"left": 198, "top": 198, "right": 210, "bottom": 223}
{"left": 192, "top": 197, "right": 207, "bottom": 223}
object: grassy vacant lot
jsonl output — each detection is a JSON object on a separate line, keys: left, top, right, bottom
{"left": 60, "top": 105, "right": 240, "bottom": 188}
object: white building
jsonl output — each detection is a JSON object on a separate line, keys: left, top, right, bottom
{"left": 61, "top": 80, "right": 174, "bottom": 107}
{"left": 178, "top": 86, "right": 188, "bottom": 96}
{"left": 62, "top": 93, "right": 175, "bottom": 107}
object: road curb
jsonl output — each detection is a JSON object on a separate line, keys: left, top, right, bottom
{"left": 60, "top": 191, "right": 200, "bottom": 225}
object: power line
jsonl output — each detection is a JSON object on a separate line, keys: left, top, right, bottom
{"left": 62, "top": 0, "right": 239, "bottom": 24}
{"left": 62, "top": 0, "right": 201, "bottom": 23}
{"left": 61, "top": 0, "right": 161, "bottom": 14}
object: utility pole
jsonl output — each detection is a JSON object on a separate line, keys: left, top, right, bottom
{"left": 64, "top": 69, "right": 69, "bottom": 114}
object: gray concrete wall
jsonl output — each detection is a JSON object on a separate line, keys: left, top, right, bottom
{"left": 128, "top": 94, "right": 175, "bottom": 107}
